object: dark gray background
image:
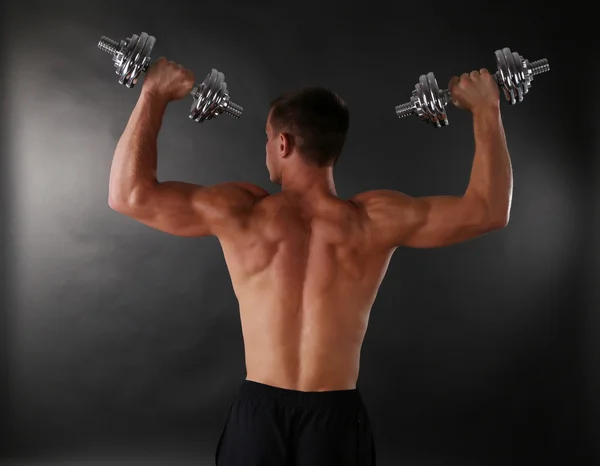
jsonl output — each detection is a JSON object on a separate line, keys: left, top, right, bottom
{"left": 0, "top": 1, "right": 596, "bottom": 465}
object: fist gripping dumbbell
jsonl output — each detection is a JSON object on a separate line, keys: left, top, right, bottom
{"left": 395, "top": 47, "right": 550, "bottom": 128}
{"left": 97, "top": 31, "right": 242, "bottom": 123}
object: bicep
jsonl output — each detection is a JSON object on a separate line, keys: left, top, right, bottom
{"left": 355, "top": 190, "right": 500, "bottom": 249}
{"left": 112, "top": 181, "right": 266, "bottom": 237}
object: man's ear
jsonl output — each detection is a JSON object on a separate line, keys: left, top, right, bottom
{"left": 279, "top": 132, "right": 293, "bottom": 158}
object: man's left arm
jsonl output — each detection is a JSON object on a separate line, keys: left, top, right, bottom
{"left": 108, "top": 89, "right": 268, "bottom": 237}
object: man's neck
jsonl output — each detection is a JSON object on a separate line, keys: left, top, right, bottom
{"left": 280, "top": 167, "right": 336, "bottom": 199}
{"left": 280, "top": 181, "right": 337, "bottom": 200}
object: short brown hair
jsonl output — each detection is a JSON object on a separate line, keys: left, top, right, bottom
{"left": 269, "top": 87, "right": 349, "bottom": 167}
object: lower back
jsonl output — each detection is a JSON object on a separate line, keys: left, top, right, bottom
{"left": 240, "top": 294, "right": 371, "bottom": 391}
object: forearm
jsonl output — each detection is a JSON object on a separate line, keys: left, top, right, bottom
{"left": 108, "top": 91, "right": 168, "bottom": 207}
{"left": 465, "top": 106, "right": 513, "bottom": 222}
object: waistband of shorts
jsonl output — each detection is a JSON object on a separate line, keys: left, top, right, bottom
{"left": 238, "top": 379, "right": 362, "bottom": 408}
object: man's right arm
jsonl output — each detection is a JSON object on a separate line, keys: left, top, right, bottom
{"left": 352, "top": 105, "right": 513, "bottom": 250}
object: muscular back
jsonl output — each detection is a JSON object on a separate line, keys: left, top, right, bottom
{"left": 218, "top": 194, "right": 393, "bottom": 391}
{"left": 115, "top": 179, "right": 504, "bottom": 392}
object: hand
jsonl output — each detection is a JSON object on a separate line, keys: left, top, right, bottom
{"left": 448, "top": 69, "right": 500, "bottom": 114}
{"left": 141, "top": 57, "right": 196, "bottom": 102}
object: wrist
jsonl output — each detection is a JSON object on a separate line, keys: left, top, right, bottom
{"left": 471, "top": 103, "right": 500, "bottom": 119}
{"left": 136, "top": 88, "right": 169, "bottom": 129}
{"left": 140, "top": 87, "right": 170, "bottom": 107}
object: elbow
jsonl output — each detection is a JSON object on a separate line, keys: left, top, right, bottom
{"left": 108, "top": 196, "right": 134, "bottom": 215}
{"left": 486, "top": 210, "right": 510, "bottom": 230}
{"left": 108, "top": 187, "right": 149, "bottom": 214}
{"left": 108, "top": 190, "right": 131, "bottom": 213}
{"left": 108, "top": 196, "right": 128, "bottom": 213}
{"left": 467, "top": 193, "right": 510, "bottom": 231}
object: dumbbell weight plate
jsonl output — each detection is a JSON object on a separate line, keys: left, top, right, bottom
{"left": 409, "top": 73, "right": 449, "bottom": 127}
{"left": 116, "top": 33, "right": 155, "bottom": 88}
{"left": 190, "top": 69, "right": 230, "bottom": 123}
{"left": 495, "top": 48, "right": 531, "bottom": 105}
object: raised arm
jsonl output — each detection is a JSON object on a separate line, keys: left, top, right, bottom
{"left": 352, "top": 69, "right": 512, "bottom": 250}
{"left": 108, "top": 58, "right": 269, "bottom": 237}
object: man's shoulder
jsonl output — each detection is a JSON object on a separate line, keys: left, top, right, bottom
{"left": 349, "top": 190, "right": 413, "bottom": 211}
{"left": 348, "top": 190, "right": 384, "bottom": 212}
{"left": 221, "top": 182, "right": 271, "bottom": 201}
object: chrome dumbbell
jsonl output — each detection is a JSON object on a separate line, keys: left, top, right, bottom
{"left": 395, "top": 47, "right": 550, "bottom": 128}
{"left": 97, "top": 31, "right": 243, "bottom": 123}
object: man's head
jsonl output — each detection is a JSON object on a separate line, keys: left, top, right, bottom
{"left": 265, "top": 87, "right": 349, "bottom": 185}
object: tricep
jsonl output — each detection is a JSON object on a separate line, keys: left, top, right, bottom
{"left": 352, "top": 190, "right": 507, "bottom": 249}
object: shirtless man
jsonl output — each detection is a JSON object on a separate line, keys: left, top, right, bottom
{"left": 108, "top": 57, "right": 512, "bottom": 465}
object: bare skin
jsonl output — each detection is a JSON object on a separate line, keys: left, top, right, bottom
{"left": 109, "top": 59, "right": 512, "bottom": 391}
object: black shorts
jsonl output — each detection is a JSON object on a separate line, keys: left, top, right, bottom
{"left": 215, "top": 379, "right": 376, "bottom": 465}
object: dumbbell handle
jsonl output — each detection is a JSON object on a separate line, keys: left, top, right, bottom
{"left": 98, "top": 36, "right": 243, "bottom": 119}
{"left": 395, "top": 58, "right": 550, "bottom": 118}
